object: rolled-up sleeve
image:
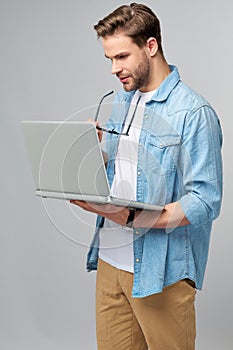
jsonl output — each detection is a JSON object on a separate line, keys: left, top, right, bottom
{"left": 178, "top": 105, "right": 223, "bottom": 227}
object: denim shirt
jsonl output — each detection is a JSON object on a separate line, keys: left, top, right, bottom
{"left": 87, "top": 66, "right": 223, "bottom": 298}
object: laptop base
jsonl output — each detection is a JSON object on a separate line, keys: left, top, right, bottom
{"left": 35, "top": 190, "right": 164, "bottom": 211}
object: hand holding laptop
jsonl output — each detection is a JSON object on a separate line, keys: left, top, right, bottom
{"left": 70, "top": 200, "right": 130, "bottom": 226}
{"left": 70, "top": 199, "right": 165, "bottom": 229}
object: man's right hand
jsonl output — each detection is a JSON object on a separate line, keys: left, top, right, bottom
{"left": 87, "top": 119, "right": 103, "bottom": 142}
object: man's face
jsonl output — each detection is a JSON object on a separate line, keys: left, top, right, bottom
{"left": 102, "top": 33, "right": 151, "bottom": 92}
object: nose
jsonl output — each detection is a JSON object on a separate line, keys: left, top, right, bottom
{"left": 111, "top": 60, "right": 123, "bottom": 75}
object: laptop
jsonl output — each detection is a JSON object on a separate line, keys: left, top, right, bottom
{"left": 21, "top": 121, "right": 164, "bottom": 211}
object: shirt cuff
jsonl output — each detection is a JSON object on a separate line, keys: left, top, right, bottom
{"left": 178, "top": 194, "right": 209, "bottom": 228}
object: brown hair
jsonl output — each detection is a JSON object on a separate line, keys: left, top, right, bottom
{"left": 94, "top": 3, "right": 163, "bottom": 54}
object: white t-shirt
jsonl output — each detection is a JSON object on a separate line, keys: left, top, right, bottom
{"left": 99, "top": 89, "right": 157, "bottom": 273}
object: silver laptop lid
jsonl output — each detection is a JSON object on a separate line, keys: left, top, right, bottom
{"left": 21, "top": 121, "right": 110, "bottom": 197}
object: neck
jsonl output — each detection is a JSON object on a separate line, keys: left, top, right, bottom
{"left": 139, "top": 54, "right": 171, "bottom": 92}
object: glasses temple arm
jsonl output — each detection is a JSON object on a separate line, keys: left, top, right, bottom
{"left": 94, "top": 90, "right": 114, "bottom": 121}
{"left": 125, "top": 96, "right": 141, "bottom": 135}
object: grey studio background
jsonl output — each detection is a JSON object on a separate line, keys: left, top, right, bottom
{"left": 1, "top": 0, "right": 232, "bottom": 349}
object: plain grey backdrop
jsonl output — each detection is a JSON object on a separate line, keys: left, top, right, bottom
{"left": 1, "top": 0, "right": 232, "bottom": 349}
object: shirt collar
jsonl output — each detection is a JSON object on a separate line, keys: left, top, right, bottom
{"left": 151, "top": 65, "right": 180, "bottom": 102}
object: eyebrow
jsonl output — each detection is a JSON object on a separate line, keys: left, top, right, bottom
{"left": 104, "top": 52, "right": 130, "bottom": 60}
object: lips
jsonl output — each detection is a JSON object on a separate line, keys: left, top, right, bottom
{"left": 119, "top": 76, "right": 130, "bottom": 83}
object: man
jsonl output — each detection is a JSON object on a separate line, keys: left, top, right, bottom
{"left": 71, "top": 3, "right": 223, "bottom": 349}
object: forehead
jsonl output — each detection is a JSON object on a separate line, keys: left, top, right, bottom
{"left": 102, "top": 33, "right": 140, "bottom": 58}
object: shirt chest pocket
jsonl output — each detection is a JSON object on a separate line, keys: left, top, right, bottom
{"left": 147, "top": 135, "right": 181, "bottom": 176}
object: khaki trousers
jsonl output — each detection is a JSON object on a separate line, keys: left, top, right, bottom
{"left": 96, "top": 259, "right": 196, "bottom": 350}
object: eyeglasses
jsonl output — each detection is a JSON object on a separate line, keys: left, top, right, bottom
{"left": 94, "top": 91, "right": 141, "bottom": 136}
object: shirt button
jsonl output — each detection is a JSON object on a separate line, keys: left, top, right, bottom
{"left": 135, "top": 258, "right": 140, "bottom": 263}
{"left": 137, "top": 171, "right": 141, "bottom": 176}
{"left": 144, "top": 115, "right": 149, "bottom": 119}
{"left": 135, "top": 230, "right": 140, "bottom": 235}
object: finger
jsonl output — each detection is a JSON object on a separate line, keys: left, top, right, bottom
{"left": 70, "top": 200, "right": 99, "bottom": 213}
{"left": 87, "top": 118, "right": 96, "bottom": 124}
{"left": 70, "top": 200, "right": 87, "bottom": 208}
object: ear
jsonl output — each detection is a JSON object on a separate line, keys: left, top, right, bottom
{"left": 146, "top": 37, "right": 159, "bottom": 57}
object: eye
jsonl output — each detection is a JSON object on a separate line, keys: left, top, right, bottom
{"left": 118, "top": 54, "right": 129, "bottom": 59}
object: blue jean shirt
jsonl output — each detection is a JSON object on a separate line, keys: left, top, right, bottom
{"left": 87, "top": 65, "right": 223, "bottom": 298}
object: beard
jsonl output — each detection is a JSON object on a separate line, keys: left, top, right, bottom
{"left": 122, "top": 54, "right": 151, "bottom": 92}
